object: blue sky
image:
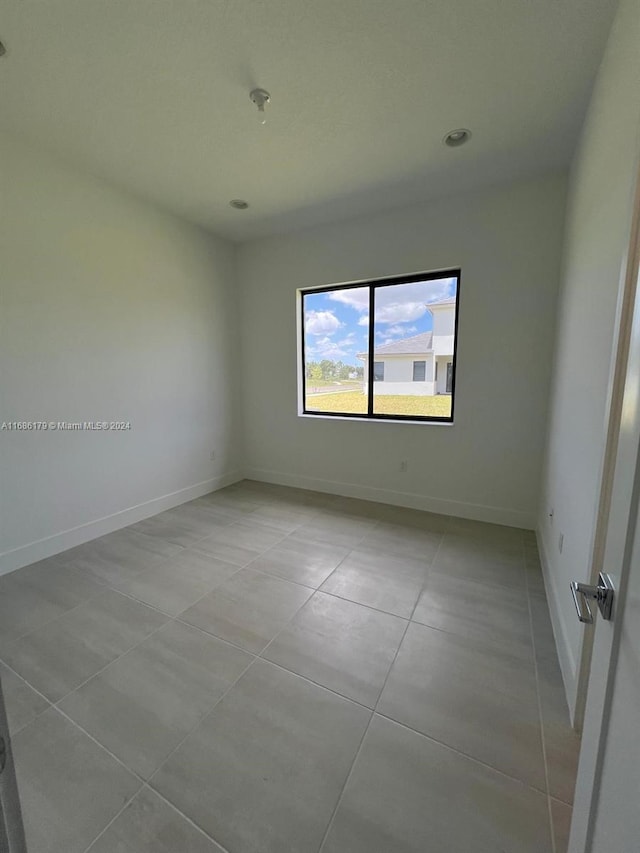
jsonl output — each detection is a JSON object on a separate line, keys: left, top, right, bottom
{"left": 304, "top": 276, "right": 457, "bottom": 365}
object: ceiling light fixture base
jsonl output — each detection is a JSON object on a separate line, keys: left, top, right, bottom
{"left": 250, "top": 88, "right": 271, "bottom": 124}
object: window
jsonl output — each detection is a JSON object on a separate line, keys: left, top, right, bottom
{"left": 300, "top": 268, "right": 460, "bottom": 423}
{"left": 412, "top": 360, "right": 426, "bottom": 382}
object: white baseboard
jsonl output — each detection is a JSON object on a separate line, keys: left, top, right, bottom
{"left": 0, "top": 470, "right": 243, "bottom": 577}
{"left": 245, "top": 467, "right": 535, "bottom": 529}
{"left": 536, "top": 528, "right": 578, "bottom": 715}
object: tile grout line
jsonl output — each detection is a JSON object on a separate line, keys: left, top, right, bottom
{"left": 1, "top": 497, "right": 319, "bottom": 678}
{"left": 524, "top": 537, "right": 557, "bottom": 853}
{"left": 253, "top": 657, "right": 375, "bottom": 713}
{"left": 3, "top": 570, "right": 250, "bottom": 719}
{"left": 1, "top": 495, "right": 427, "bottom": 658}
{"left": 102, "top": 564, "right": 247, "bottom": 621}
{"left": 111, "top": 518, "right": 522, "bottom": 652}
{"left": 48, "top": 610, "right": 180, "bottom": 707}
{"left": 124, "top": 505, "right": 440, "bottom": 851}
{"left": 205, "top": 519, "right": 530, "bottom": 748}
{"left": 0, "top": 530, "right": 215, "bottom": 659}
{"left": 371, "top": 709, "right": 554, "bottom": 796}
{"left": 6, "top": 540, "right": 550, "bottom": 801}
{"left": 12, "top": 636, "right": 554, "bottom": 844}
{"left": 317, "top": 527, "right": 552, "bottom": 849}
{"left": 6, "top": 525, "right": 522, "bottom": 732}
{"left": 316, "top": 524, "right": 448, "bottom": 852}
{"left": 144, "top": 651, "right": 258, "bottom": 790}
{"left": 52, "top": 606, "right": 257, "bottom": 791}
{"left": 0, "top": 659, "right": 53, "bottom": 732}
{"left": 79, "top": 787, "right": 141, "bottom": 853}
{"left": 253, "top": 519, "right": 443, "bottom": 666}
{"left": 0, "top": 574, "right": 109, "bottom": 656}
{"left": 0, "top": 540, "right": 230, "bottom": 663}
{"left": 54, "top": 703, "right": 149, "bottom": 785}
{"left": 252, "top": 537, "right": 370, "bottom": 664}
{"left": 77, "top": 773, "right": 235, "bottom": 853}
{"left": 6, "top": 487, "right": 541, "bottom": 852}
{"left": 169, "top": 520, "right": 378, "bottom": 665}
{"left": 316, "top": 713, "right": 374, "bottom": 853}
{"left": 71, "top": 651, "right": 260, "bottom": 853}
{"left": 144, "top": 782, "right": 233, "bottom": 853}
{"left": 119, "top": 534, "right": 441, "bottom": 629}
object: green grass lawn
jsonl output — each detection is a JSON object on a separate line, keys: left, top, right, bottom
{"left": 306, "top": 391, "right": 452, "bottom": 418}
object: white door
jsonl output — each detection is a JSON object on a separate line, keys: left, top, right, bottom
{"left": 568, "top": 168, "right": 640, "bottom": 852}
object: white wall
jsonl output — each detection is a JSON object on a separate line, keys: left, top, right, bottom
{"left": 360, "top": 355, "right": 434, "bottom": 390}
{"left": 380, "top": 357, "right": 426, "bottom": 383}
{"left": 0, "top": 133, "right": 241, "bottom": 574}
{"left": 361, "top": 358, "right": 435, "bottom": 396}
{"left": 538, "top": 0, "right": 640, "bottom": 712}
{"left": 431, "top": 306, "right": 456, "bottom": 338}
{"left": 382, "top": 357, "right": 409, "bottom": 383}
{"left": 433, "top": 336, "right": 455, "bottom": 356}
{"left": 239, "top": 174, "right": 567, "bottom": 528}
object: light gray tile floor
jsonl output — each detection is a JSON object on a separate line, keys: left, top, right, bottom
{"left": 0, "top": 481, "right": 577, "bottom": 852}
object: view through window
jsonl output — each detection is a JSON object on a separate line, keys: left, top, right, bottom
{"left": 301, "top": 270, "right": 460, "bottom": 422}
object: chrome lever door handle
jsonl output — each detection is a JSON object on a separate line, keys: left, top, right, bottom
{"left": 570, "top": 572, "right": 615, "bottom": 624}
{"left": 571, "top": 581, "right": 594, "bottom": 623}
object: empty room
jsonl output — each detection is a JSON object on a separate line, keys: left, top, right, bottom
{"left": 1, "top": 1, "right": 639, "bottom": 851}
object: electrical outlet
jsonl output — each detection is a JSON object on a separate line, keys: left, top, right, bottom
{"left": 209, "top": 451, "right": 216, "bottom": 462}
{"left": 400, "top": 460, "right": 408, "bottom": 473}
{"left": 558, "top": 533, "right": 564, "bottom": 554}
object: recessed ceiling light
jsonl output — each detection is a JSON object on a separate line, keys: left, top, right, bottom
{"left": 443, "top": 128, "right": 471, "bottom": 147}
{"left": 229, "top": 199, "right": 249, "bottom": 210}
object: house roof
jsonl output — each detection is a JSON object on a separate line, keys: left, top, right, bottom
{"left": 426, "top": 297, "right": 456, "bottom": 308}
{"left": 358, "top": 331, "right": 433, "bottom": 359}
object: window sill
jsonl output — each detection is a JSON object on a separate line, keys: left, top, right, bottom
{"left": 298, "top": 412, "right": 454, "bottom": 426}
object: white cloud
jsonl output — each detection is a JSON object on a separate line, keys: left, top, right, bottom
{"left": 376, "top": 302, "right": 427, "bottom": 324}
{"left": 306, "top": 331, "right": 358, "bottom": 361}
{"left": 327, "top": 277, "right": 456, "bottom": 326}
{"left": 387, "top": 324, "right": 417, "bottom": 337}
{"left": 305, "top": 310, "right": 341, "bottom": 336}
{"left": 328, "top": 287, "right": 369, "bottom": 313}
{"left": 320, "top": 345, "right": 349, "bottom": 359}
{"left": 423, "top": 277, "right": 457, "bottom": 304}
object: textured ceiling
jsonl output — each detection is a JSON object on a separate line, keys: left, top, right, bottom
{"left": 0, "top": 0, "right": 618, "bottom": 240}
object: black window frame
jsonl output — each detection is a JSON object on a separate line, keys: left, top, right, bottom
{"left": 300, "top": 268, "right": 461, "bottom": 424}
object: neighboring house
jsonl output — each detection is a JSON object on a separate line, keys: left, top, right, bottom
{"left": 358, "top": 298, "right": 456, "bottom": 396}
